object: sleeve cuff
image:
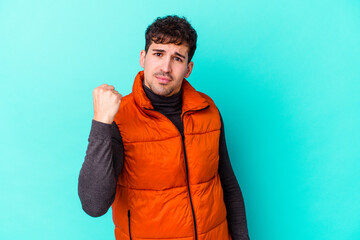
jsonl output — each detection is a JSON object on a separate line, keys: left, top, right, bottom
{"left": 89, "top": 119, "right": 113, "bottom": 140}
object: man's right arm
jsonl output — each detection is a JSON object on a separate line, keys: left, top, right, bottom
{"left": 78, "top": 119, "right": 124, "bottom": 217}
{"left": 78, "top": 83, "right": 123, "bottom": 217}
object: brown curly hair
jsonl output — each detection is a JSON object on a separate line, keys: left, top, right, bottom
{"left": 145, "top": 15, "right": 198, "bottom": 63}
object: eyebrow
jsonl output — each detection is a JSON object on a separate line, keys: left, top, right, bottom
{"left": 152, "top": 49, "right": 186, "bottom": 59}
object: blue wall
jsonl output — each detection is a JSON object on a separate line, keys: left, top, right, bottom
{"left": 1, "top": 0, "right": 359, "bottom": 239}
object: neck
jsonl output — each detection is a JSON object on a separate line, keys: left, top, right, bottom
{"left": 142, "top": 80, "right": 183, "bottom": 114}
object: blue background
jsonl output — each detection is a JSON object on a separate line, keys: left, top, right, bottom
{"left": 1, "top": 0, "right": 359, "bottom": 239}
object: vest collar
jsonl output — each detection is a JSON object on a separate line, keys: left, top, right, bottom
{"left": 132, "top": 70, "right": 209, "bottom": 114}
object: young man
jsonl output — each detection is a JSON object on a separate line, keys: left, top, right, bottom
{"left": 78, "top": 15, "right": 250, "bottom": 240}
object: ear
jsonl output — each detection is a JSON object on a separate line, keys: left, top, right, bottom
{"left": 185, "top": 61, "right": 194, "bottom": 78}
{"left": 140, "top": 50, "right": 146, "bottom": 68}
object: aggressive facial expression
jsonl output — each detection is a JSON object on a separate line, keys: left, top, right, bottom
{"left": 140, "top": 42, "right": 194, "bottom": 97}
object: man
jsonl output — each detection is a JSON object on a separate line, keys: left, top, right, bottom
{"left": 78, "top": 15, "right": 250, "bottom": 240}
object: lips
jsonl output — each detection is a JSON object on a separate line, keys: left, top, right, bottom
{"left": 155, "top": 76, "right": 171, "bottom": 84}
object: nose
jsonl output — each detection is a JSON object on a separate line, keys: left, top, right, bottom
{"left": 160, "top": 57, "right": 171, "bottom": 73}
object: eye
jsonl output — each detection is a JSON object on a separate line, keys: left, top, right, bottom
{"left": 174, "top": 57, "right": 182, "bottom": 62}
{"left": 154, "top": 52, "right": 162, "bottom": 56}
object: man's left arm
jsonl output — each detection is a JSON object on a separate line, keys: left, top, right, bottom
{"left": 218, "top": 112, "right": 250, "bottom": 240}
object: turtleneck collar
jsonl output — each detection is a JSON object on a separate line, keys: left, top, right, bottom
{"left": 142, "top": 80, "right": 183, "bottom": 115}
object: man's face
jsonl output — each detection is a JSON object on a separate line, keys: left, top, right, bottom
{"left": 140, "top": 42, "right": 194, "bottom": 97}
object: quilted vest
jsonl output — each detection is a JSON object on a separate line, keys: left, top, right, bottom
{"left": 112, "top": 70, "right": 232, "bottom": 240}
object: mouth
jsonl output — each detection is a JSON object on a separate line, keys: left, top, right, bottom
{"left": 155, "top": 76, "right": 171, "bottom": 84}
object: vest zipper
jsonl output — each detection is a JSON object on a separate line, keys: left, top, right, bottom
{"left": 128, "top": 210, "right": 132, "bottom": 240}
{"left": 180, "top": 130, "right": 198, "bottom": 240}
{"left": 144, "top": 105, "right": 209, "bottom": 240}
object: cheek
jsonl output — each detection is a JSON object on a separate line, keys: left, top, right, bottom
{"left": 180, "top": 67, "right": 189, "bottom": 78}
{"left": 174, "top": 64, "right": 186, "bottom": 74}
{"left": 146, "top": 59, "right": 158, "bottom": 71}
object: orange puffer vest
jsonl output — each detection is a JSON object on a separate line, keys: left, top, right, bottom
{"left": 112, "top": 71, "right": 232, "bottom": 240}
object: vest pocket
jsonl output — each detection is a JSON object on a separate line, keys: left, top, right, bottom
{"left": 128, "top": 210, "right": 132, "bottom": 240}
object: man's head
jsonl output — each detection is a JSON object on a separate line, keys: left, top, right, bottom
{"left": 140, "top": 15, "right": 198, "bottom": 97}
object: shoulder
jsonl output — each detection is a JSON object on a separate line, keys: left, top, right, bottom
{"left": 197, "top": 91, "right": 217, "bottom": 107}
{"left": 196, "top": 91, "right": 224, "bottom": 128}
{"left": 195, "top": 91, "right": 222, "bottom": 129}
{"left": 197, "top": 91, "right": 221, "bottom": 117}
{"left": 119, "top": 92, "right": 134, "bottom": 107}
{"left": 114, "top": 92, "right": 135, "bottom": 125}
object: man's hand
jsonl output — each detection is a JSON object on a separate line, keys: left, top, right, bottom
{"left": 93, "top": 84, "right": 122, "bottom": 124}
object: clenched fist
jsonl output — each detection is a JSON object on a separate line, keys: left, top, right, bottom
{"left": 93, "top": 84, "right": 122, "bottom": 124}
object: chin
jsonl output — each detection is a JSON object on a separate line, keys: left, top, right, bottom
{"left": 155, "top": 87, "right": 173, "bottom": 96}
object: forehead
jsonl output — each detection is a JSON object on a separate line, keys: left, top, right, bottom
{"left": 149, "top": 42, "right": 189, "bottom": 56}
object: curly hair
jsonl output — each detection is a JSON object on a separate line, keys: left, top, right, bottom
{"left": 145, "top": 15, "right": 198, "bottom": 63}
